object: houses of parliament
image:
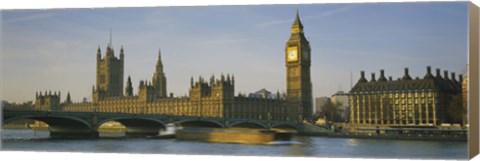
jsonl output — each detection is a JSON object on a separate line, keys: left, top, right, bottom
{"left": 33, "top": 11, "right": 314, "bottom": 123}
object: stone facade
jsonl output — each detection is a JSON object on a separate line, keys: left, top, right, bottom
{"left": 35, "top": 11, "right": 313, "bottom": 123}
{"left": 285, "top": 10, "right": 313, "bottom": 121}
{"left": 349, "top": 67, "right": 463, "bottom": 128}
{"left": 35, "top": 91, "right": 61, "bottom": 111}
{"left": 93, "top": 44, "right": 124, "bottom": 100}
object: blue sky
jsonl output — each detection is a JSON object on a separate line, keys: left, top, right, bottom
{"left": 1, "top": 2, "right": 468, "bottom": 103}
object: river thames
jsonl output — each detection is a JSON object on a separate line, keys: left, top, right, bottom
{"left": 1, "top": 129, "right": 467, "bottom": 160}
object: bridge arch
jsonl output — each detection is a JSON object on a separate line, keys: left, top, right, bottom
{"left": 4, "top": 115, "right": 92, "bottom": 129}
{"left": 97, "top": 117, "right": 166, "bottom": 128}
{"left": 97, "top": 117, "right": 166, "bottom": 136}
{"left": 228, "top": 121, "right": 268, "bottom": 129}
{"left": 177, "top": 119, "right": 224, "bottom": 128}
{"left": 3, "top": 115, "right": 96, "bottom": 138}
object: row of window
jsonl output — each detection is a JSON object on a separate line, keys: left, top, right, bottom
{"left": 350, "top": 92, "right": 435, "bottom": 98}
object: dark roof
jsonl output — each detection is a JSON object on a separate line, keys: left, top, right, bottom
{"left": 350, "top": 77, "right": 461, "bottom": 94}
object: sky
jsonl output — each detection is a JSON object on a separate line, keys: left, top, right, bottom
{"left": 1, "top": 2, "right": 469, "bottom": 103}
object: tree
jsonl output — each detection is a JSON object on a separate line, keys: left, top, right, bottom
{"left": 322, "top": 99, "right": 343, "bottom": 122}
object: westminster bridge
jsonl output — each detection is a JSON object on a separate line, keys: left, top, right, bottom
{"left": 2, "top": 109, "right": 301, "bottom": 138}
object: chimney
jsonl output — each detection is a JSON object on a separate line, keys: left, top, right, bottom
{"left": 402, "top": 68, "right": 412, "bottom": 80}
{"left": 436, "top": 68, "right": 442, "bottom": 79}
{"left": 444, "top": 70, "right": 449, "bottom": 80}
{"left": 451, "top": 72, "right": 457, "bottom": 82}
{"left": 359, "top": 71, "right": 367, "bottom": 82}
{"left": 459, "top": 74, "right": 464, "bottom": 84}
{"left": 379, "top": 69, "right": 387, "bottom": 81}
{"left": 389, "top": 76, "right": 392, "bottom": 81}
{"left": 371, "top": 73, "right": 376, "bottom": 82}
{"left": 424, "top": 66, "right": 434, "bottom": 79}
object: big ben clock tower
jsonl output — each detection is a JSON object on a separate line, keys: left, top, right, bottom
{"left": 285, "top": 10, "right": 313, "bottom": 122}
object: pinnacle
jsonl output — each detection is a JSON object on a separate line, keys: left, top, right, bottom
{"left": 292, "top": 8, "right": 303, "bottom": 28}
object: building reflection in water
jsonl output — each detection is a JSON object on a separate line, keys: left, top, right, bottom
{"left": 285, "top": 136, "right": 313, "bottom": 156}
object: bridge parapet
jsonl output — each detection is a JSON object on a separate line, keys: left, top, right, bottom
{"left": 3, "top": 109, "right": 302, "bottom": 137}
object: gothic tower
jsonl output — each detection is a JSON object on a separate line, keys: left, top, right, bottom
{"left": 152, "top": 49, "right": 167, "bottom": 98}
{"left": 285, "top": 10, "right": 313, "bottom": 122}
{"left": 125, "top": 76, "right": 133, "bottom": 97}
{"left": 93, "top": 36, "right": 124, "bottom": 101}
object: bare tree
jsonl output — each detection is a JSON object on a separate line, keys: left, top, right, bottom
{"left": 323, "top": 99, "right": 343, "bottom": 122}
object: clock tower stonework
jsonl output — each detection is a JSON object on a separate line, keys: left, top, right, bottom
{"left": 285, "top": 10, "right": 313, "bottom": 122}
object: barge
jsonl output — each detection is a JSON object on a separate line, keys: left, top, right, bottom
{"left": 176, "top": 127, "right": 294, "bottom": 144}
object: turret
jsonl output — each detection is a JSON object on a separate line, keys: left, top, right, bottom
{"left": 65, "top": 92, "right": 72, "bottom": 104}
{"left": 97, "top": 46, "right": 102, "bottom": 62}
{"left": 152, "top": 49, "right": 167, "bottom": 98}
{"left": 226, "top": 74, "right": 231, "bottom": 84}
{"left": 35, "top": 90, "right": 61, "bottom": 111}
{"left": 156, "top": 49, "right": 163, "bottom": 71}
{"left": 125, "top": 76, "right": 133, "bottom": 96}
{"left": 138, "top": 80, "right": 155, "bottom": 102}
{"left": 210, "top": 75, "right": 215, "bottom": 86}
{"left": 120, "top": 45, "right": 124, "bottom": 60}
{"left": 190, "top": 76, "right": 194, "bottom": 88}
{"left": 106, "top": 45, "right": 114, "bottom": 58}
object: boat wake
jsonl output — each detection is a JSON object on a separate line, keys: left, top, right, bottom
{"left": 266, "top": 140, "right": 302, "bottom": 145}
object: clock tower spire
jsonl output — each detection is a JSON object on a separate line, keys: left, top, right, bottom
{"left": 285, "top": 9, "right": 313, "bottom": 122}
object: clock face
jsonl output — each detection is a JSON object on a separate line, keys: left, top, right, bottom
{"left": 303, "top": 50, "right": 308, "bottom": 60}
{"left": 287, "top": 47, "right": 298, "bottom": 62}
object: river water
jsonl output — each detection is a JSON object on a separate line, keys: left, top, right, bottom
{"left": 0, "top": 129, "right": 467, "bottom": 159}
